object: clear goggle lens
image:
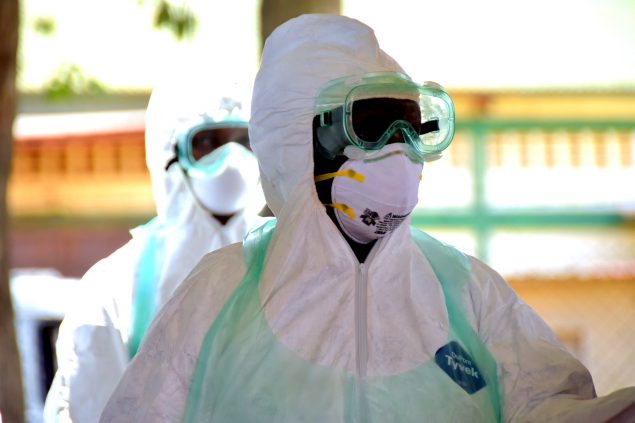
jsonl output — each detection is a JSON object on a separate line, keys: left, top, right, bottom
{"left": 177, "top": 122, "right": 249, "bottom": 170}
{"left": 345, "top": 82, "right": 454, "bottom": 156}
{"left": 314, "top": 72, "right": 455, "bottom": 161}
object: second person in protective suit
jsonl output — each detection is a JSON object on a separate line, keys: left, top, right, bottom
{"left": 43, "top": 74, "right": 265, "bottom": 423}
{"left": 100, "top": 14, "right": 635, "bottom": 423}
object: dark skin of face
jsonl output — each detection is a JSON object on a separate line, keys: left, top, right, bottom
{"left": 312, "top": 115, "right": 377, "bottom": 263}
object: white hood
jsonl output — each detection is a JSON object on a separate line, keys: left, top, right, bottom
{"left": 146, "top": 72, "right": 252, "bottom": 221}
{"left": 142, "top": 72, "right": 263, "bottom": 305}
{"left": 250, "top": 14, "right": 404, "bottom": 215}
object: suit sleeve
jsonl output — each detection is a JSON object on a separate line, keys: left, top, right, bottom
{"left": 468, "top": 257, "right": 635, "bottom": 423}
{"left": 43, "top": 244, "right": 136, "bottom": 423}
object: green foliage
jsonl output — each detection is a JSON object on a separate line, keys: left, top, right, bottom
{"left": 44, "top": 63, "right": 105, "bottom": 101}
{"left": 29, "top": 1, "right": 197, "bottom": 99}
{"left": 152, "top": 0, "right": 197, "bottom": 40}
{"left": 32, "top": 16, "right": 56, "bottom": 36}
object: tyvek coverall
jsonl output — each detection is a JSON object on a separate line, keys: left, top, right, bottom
{"left": 100, "top": 14, "right": 635, "bottom": 423}
{"left": 43, "top": 77, "right": 264, "bottom": 423}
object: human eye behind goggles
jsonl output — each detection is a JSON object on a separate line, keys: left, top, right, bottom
{"left": 349, "top": 97, "right": 440, "bottom": 144}
{"left": 165, "top": 122, "right": 250, "bottom": 172}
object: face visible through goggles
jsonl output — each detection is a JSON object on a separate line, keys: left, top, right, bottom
{"left": 314, "top": 72, "right": 455, "bottom": 162}
{"left": 172, "top": 121, "right": 250, "bottom": 171}
{"left": 190, "top": 126, "right": 250, "bottom": 161}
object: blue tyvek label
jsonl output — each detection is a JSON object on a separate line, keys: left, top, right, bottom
{"left": 435, "top": 341, "right": 486, "bottom": 394}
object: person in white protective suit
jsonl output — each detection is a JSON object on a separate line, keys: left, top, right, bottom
{"left": 99, "top": 14, "right": 635, "bottom": 423}
{"left": 43, "top": 75, "right": 265, "bottom": 423}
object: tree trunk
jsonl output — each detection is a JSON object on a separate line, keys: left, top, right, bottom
{"left": 0, "top": 0, "right": 25, "bottom": 421}
{"left": 259, "top": 0, "right": 340, "bottom": 52}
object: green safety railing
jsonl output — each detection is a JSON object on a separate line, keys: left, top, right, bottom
{"left": 411, "top": 119, "right": 635, "bottom": 262}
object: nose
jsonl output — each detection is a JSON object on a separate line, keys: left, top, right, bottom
{"left": 387, "top": 129, "right": 405, "bottom": 145}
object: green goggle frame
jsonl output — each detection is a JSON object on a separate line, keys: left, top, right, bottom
{"left": 314, "top": 72, "right": 455, "bottom": 161}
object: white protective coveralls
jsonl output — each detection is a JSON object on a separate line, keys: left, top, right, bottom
{"left": 43, "top": 77, "right": 265, "bottom": 423}
{"left": 100, "top": 14, "right": 635, "bottom": 423}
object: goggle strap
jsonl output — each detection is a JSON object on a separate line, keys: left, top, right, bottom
{"left": 420, "top": 119, "right": 440, "bottom": 135}
{"left": 165, "top": 144, "right": 180, "bottom": 171}
{"left": 320, "top": 110, "right": 333, "bottom": 127}
{"left": 164, "top": 156, "right": 178, "bottom": 171}
{"left": 316, "top": 107, "right": 348, "bottom": 159}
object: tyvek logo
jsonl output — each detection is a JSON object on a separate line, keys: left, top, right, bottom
{"left": 435, "top": 341, "right": 486, "bottom": 394}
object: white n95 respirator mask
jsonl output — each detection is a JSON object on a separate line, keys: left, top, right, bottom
{"left": 316, "top": 143, "right": 423, "bottom": 244}
{"left": 187, "top": 142, "right": 260, "bottom": 215}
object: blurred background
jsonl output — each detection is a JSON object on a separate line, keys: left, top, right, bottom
{"left": 2, "top": 0, "right": 634, "bottom": 421}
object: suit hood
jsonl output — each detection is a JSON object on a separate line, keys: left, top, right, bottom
{"left": 250, "top": 14, "right": 404, "bottom": 216}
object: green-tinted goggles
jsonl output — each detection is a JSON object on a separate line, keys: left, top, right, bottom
{"left": 314, "top": 73, "right": 455, "bottom": 161}
{"left": 174, "top": 121, "right": 249, "bottom": 171}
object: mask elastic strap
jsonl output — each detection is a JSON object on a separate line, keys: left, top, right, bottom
{"left": 165, "top": 144, "right": 180, "bottom": 171}
{"left": 165, "top": 156, "right": 178, "bottom": 171}
{"left": 315, "top": 170, "right": 363, "bottom": 220}
{"left": 314, "top": 169, "right": 365, "bottom": 183}
{"left": 420, "top": 119, "right": 440, "bottom": 135}
{"left": 323, "top": 203, "right": 356, "bottom": 219}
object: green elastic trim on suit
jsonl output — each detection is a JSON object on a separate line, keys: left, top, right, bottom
{"left": 410, "top": 228, "right": 502, "bottom": 422}
{"left": 128, "top": 216, "right": 160, "bottom": 358}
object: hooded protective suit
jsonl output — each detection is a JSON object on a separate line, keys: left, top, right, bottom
{"left": 43, "top": 77, "right": 264, "bottom": 423}
{"left": 99, "top": 14, "right": 635, "bottom": 423}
